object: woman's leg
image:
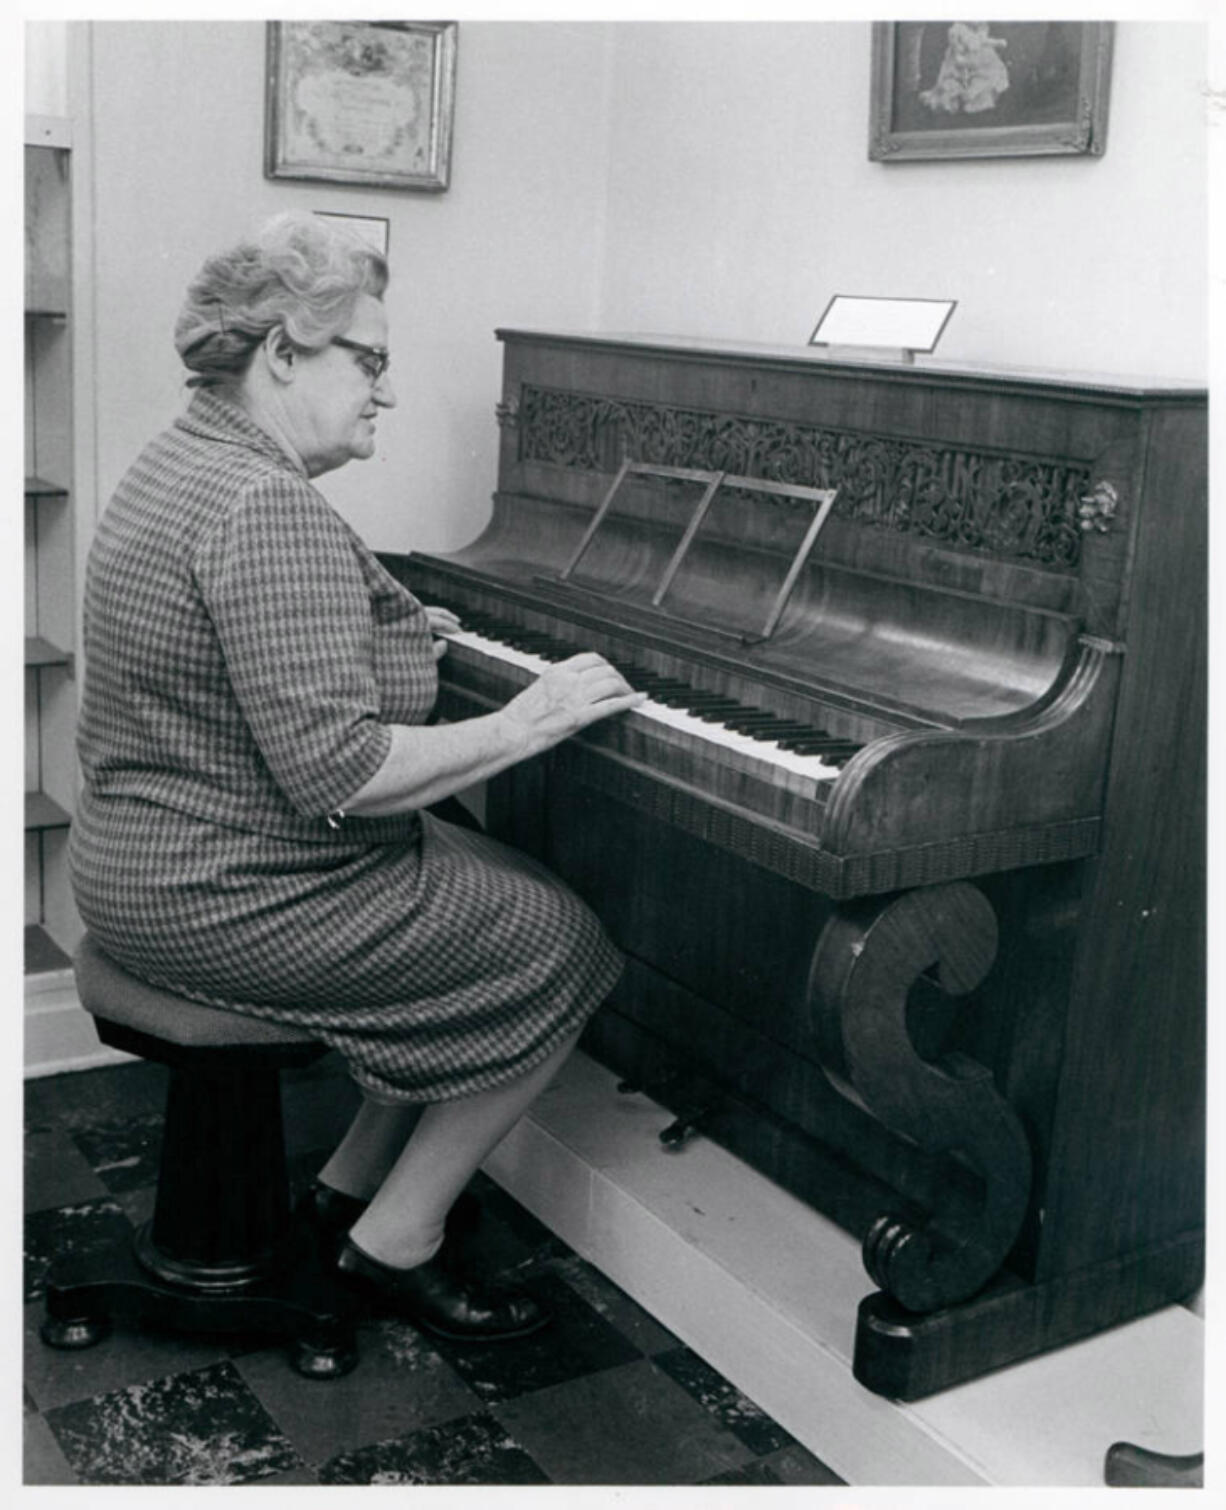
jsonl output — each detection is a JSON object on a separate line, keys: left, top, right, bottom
{"left": 347, "top": 1026, "right": 581, "bottom": 1270}
{"left": 317, "top": 1100, "right": 423, "bottom": 1202}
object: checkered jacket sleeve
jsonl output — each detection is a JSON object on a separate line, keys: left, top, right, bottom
{"left": 191, "top": 474, "right": 393, "bottom": 816}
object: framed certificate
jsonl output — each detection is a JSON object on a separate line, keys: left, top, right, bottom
{"left": 265, "top": 21, "right": 458, "bottom": 192}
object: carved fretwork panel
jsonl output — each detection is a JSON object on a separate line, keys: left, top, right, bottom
{"left": 516, "top": 384, "right": 1091, "bottom": 570}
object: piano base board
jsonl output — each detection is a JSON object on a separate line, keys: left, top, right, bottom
{"left": 852, "top": 1229, "right": 1204, "bottom": 1402}
{"left": 580, "top": 1003, "right": 1203, "bottom": 1402}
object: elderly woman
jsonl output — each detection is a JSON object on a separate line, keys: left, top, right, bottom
{"left": 69, "top": 212, "right": 642, "bottom": 1342}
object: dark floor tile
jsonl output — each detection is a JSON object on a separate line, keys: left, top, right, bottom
{"left": 493, "top": 1356, "right": 755, "bottom": 1485}
{"left": 24, "top": 1060, "right": 168, "bottom": 1135}
{"left": 450, "top": 1172, "right": 571, "bottom": 1275}
{"left": 23, "top": 1412, "right": 79, "bottom": 1485}
{"left": 703, "top": 1458, "right": 784, "bottom": 1485}
{"left": 236, "top": 1315, "right": 482, "bottom": 1465}
{"left": 25, "top": 1299, "right": 233, "bottom": 1413}
{"left": 113, "top": 1183, "right": 157, "bottom": 1230}
{"left": 69, "top": 1111, "right": 165, "bottom": 1193}
{"left": 24, "top": 1196, "right": 134, "bottom": 1303}
{"left": 426, "top": 1270, "right": 640, "bottom": 1404}
{"left": 244, "top": 1462, "right": 322, "bottom": 1484}
{"left": 24, "top": 1128, "right": 109, "bottom": 1212}
{"left": 760, "top": 1440, "right": 846, "bottom": 1485}
{"left": 319, "top": 1409, "right": 549, "bottom": 1486}
{"left": 540, "top": 1252, "right": 680, "bottom": 1356}
{"left": 654, "top": 1342, "right": 794, "bottom": 1455}
{"left": 43, "top": 1359, "right": 304, "bottom": 1485}
{"left": 469, "top": 1167, "right": 576, "bottom": 1250}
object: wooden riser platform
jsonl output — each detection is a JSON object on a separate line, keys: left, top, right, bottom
{"left": 483, "top": 1050, "right": 1204, "bottom": 1488}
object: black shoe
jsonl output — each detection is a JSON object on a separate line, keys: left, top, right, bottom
{"left": 299, "top": 1181, "right": 483, "bottom": 1256}
{"left": 336, "top": 1236, "right": 549, "bottom": 1342}
{"left": 296, "top": 1183, "right": 368, "bottom": 1261}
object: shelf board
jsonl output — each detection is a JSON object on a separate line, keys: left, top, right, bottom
{"left": 25, "top": 475, "right": 69, "bottom": 500}
{"left": 25, "top": 635, "right": 72, "bottom": 669}
{"left": 26, "top": 115, "right": 73, "bottom": 150}
{"left": 25, "top": 791, "right": 71, "bottom": 832}
{"left": 24, "top": 924, "right": 72, "bottom": 976}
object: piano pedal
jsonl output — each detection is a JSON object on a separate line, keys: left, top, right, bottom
{"left": 659, "top": 1107, "right": 713, "bottom": 1151}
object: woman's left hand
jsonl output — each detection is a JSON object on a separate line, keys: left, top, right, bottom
{"left": 424, "top": 604, "right": 462, "bottom": 661}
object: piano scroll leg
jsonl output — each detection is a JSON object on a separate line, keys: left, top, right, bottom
{"left": 807, "top": 883, "right": 1033, "bottom": 1377}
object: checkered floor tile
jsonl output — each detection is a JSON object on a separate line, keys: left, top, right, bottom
{"left": 24, "top": 1057, "right": 844, "bottom": 1487}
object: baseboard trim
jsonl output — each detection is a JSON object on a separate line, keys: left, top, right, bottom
{"left": 24, "top": 970, "right": 133, "bottom": 1078}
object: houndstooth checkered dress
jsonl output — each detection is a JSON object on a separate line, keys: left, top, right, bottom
{"left": 69, "top": 391, "right": 622, "bottom": 1102}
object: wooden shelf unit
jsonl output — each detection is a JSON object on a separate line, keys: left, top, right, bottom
{"left": 25, "top": 124, "right": 80, "bottom": 970}
{"left": 25, "top": 924, "right": 72, "bottom": 977}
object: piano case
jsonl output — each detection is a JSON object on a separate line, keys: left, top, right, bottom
{"left": 382, "top": 330, "right": 1206, "bottom": 1400}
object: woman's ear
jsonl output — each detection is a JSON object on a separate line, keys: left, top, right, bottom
{"left": 263, "top": 326, "right": 297, "bottom": 383}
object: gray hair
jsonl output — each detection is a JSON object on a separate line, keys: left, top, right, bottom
{"left": 173, "top": 212, "right": 389, "bottom": 388}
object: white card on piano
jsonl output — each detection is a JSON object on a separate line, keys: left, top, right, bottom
{"left": 809, "top": 295, "right": 955, "bottom": 360}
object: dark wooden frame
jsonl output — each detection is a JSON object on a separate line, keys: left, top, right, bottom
{"left": 265, "top": 21, "right": 458, "bottom": 192}
{"left": 869, "top": 21, "right": 1113, "bottom": 162}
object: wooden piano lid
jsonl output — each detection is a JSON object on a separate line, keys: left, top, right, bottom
{"left": 494, "top": 327, "right": 1207, "bottom": 402}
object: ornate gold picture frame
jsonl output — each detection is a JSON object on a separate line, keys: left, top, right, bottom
{"left": 265, "top": 21, "right": 458, "bottom": 192}
{"left": 869, "top": 21, "right": 1113, "bottom": 162}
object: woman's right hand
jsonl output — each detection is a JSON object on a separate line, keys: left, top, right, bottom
{"left": 499, "top": 653, "right": 646, "bottom": 755}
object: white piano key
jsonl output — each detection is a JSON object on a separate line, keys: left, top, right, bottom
{"left": 440, "top": 626, "right": 843, "bottom": 784}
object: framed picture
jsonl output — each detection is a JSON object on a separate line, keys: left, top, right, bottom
{"left": 314, "top": 212, "right": 390, "bottom": 257}
{"left": 265, "top": 21, "right": 458, "bottom": 191}
{"left": 869, "top": 21, "right": 1113, "bottom": 162}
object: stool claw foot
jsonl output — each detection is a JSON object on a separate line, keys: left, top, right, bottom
{"left": 290, "top": 1328, "right": 359, "bottom": 1380}
{"left": 40, "top": 1312, "right": 112, "bottom": 1350}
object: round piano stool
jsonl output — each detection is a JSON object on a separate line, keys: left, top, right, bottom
{"left": 38, "top": 934, "right": 360, "bottom": 1380}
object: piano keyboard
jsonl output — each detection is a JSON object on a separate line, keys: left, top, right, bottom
{"left": 439, "top": 616, "right": 860, "bottom": 788}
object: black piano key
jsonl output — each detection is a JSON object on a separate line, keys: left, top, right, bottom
{"left": 691, "top": 699, "right": 750, "bottom": 717}
{"left": 741, "top": 720, "right": 826, "bottom": 740}
{"left": 738, "top": 722, "right": 844, "bottom": 748}
{"left": 784, "top": 740, "right": 863, "bottom": 757}
{"left": 698, "top": 709, "right": 755, "bottom": 724}
{"left": 440, "top": 609, "right": 863, "bottom": 762}
{"left": 722, "top": 719, "right": 784, "bottom": 735}
{"left": 724, "top": 713, "right": 788, "bottom": 732}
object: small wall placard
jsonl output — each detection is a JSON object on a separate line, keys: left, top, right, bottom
{"left": 809, "top": 296, "right": 956, "bottom": 358}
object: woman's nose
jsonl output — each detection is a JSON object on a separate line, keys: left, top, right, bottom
{"left": 374, "top": 371, "right": 396, "bottom": 408}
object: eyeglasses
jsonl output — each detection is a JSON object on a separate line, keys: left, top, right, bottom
{"left": 331, "top": 335, "right": 391, "bottom": 384}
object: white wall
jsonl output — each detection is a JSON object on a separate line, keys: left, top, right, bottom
{"left": 74, "top": 21, "right": 1210, "bottom": 557}
{"left": 85, "top": 21, "right": 615, "bottom": 554}
{"left": 599, "top": 22, "right": 1208, "bottom": 381}
{"left": 25, "top": 22, "right": 68, "bottom": 117}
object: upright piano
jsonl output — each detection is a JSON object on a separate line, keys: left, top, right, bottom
{"left": 380, "top": 330, "right": 1206, "bottom": 1400}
